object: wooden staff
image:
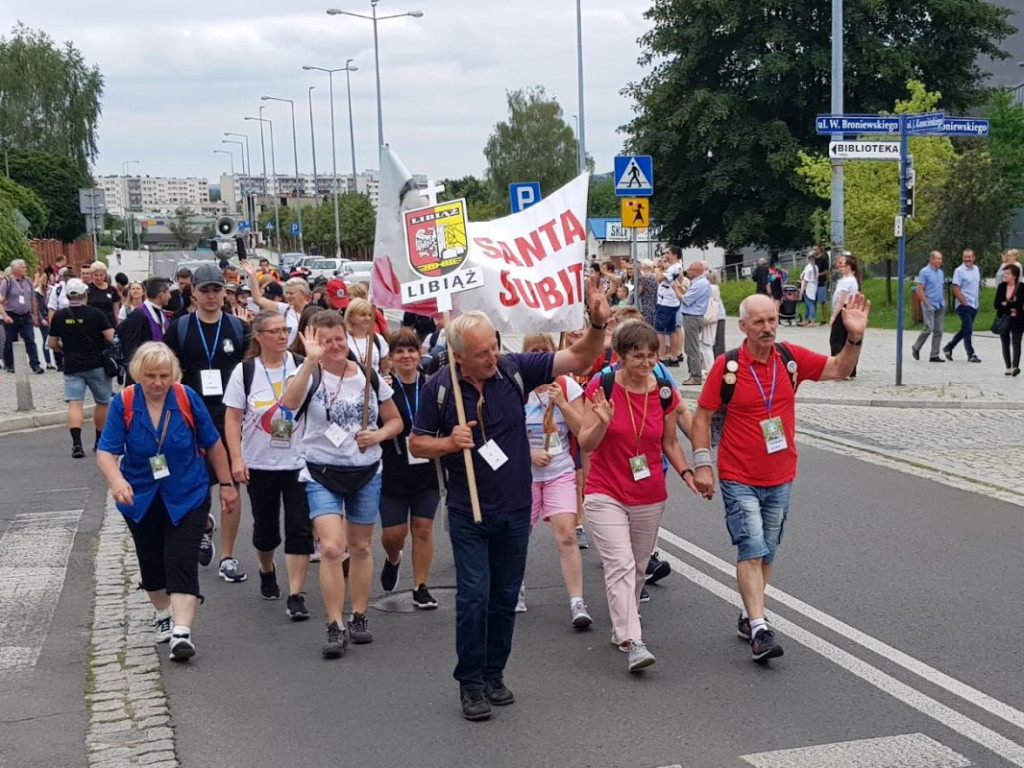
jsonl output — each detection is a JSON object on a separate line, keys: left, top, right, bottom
{"left": 445, "top": 310, "right": 482, "bottom": 523}
{"left": 360, "top": 311, "right": 375, "bottom": 434}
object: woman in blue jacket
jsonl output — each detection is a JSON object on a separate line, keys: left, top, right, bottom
{"left": 97, "top": 342, "right": 237, "bottom": 661}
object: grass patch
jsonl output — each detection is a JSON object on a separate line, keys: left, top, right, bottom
{"left": 720, "top": 276, "right": 996, "bottom": 333}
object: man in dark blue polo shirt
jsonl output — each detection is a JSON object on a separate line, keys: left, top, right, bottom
{"left": 410, "top": 290, "right": 610, "bottom": 722}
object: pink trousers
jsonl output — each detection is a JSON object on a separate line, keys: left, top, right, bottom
{"left": 583, "top": 493, "right": 666, "bottom": 645}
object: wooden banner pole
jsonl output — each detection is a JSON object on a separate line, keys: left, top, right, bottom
{"left": 360, "top": 309, "right": 375, "bottom": 442}
{"left": 444, "top": 310, "right": 482, "bottom": 523}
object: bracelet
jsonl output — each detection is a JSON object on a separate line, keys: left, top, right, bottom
{"left": 680, "top": 468, "right": 694, "bottom": 478}
{"left": 218, "top": 482, "right": 233, "bottom": 487}
{"left": 590, "top": 322, "right": 607, "bottom": 331}
{"left": 847, "top": 338, "right": 863, "bottom": 346}
{"left": 691, "top": 448, "right": 713, "bottom": 468}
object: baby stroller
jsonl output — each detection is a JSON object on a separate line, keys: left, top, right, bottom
{"left": 779, "top": 284, "right": 800, "bottom": 326}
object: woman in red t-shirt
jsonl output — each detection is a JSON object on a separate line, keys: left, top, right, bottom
{"left": 578, "top": 321, "right": 696, "bottom": 673}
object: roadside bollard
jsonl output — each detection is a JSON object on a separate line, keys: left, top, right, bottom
{"left": 14, "top": 340, "right": 34, "bottom": 411}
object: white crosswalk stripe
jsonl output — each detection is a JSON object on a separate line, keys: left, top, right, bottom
{"left": 0, "top": 509, "right": 82, "bottom": 672}
{"left": 741, "top": 733, "right": 971, "bottom": 767}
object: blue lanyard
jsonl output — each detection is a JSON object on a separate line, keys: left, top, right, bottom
{"left": 396, "top": 377, "right": 419, "bottom": 423}
{"left": 748, "top": 358, "right": 778, "bottom": 418}
{"left": 195, "top": 313, "right": 223, "bottom": 369}
{"left": 261, "top": 357, "right": 293, "bottom": 420}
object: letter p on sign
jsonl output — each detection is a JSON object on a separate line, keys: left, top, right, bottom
{"left": 510, "top": 182, "right": 542, "bottom": 214}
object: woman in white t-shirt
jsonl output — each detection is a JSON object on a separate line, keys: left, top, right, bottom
{"left": 281, "top": 310, "right": 403, "bottom": 658}
{"left": 240, "top": 260, "right": 306, "bottom": 346}
{"left": 799, "top": 254, "right": 819, "bottom": 325}
{"left": 223, "top": 311, "right": 314, "bottom": 620}
{"left": 829, "top": 254, "right": 862, "bottom": 377}
{"left": 345, "top": 297, "right": 390, "bottom": 373}
{"left": 519, "top": 333, "right": 592, "bottom": 629}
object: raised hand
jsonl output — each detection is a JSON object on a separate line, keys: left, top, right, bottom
{"left": 841, "top": 292, "right": 872, "bottom": 339}
{"left": 302, "top": 327, "right": 324, "bottom": 363}
{"left": 238, "top": 259, "right": 258, "bottom": 277}
{"left": 591, "top": 386, "right": 614, "bottom": 426}
{"left": 586, "top": 271, "right": 612, "bottom": 329}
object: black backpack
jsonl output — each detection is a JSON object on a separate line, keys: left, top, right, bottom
{"left": 598, "top": 369, "right": 676, "bottom": 414}
{"left": 710, "top": 343, "right": 798, "bottom": 447}
{"left": 290, "top": 362, "right": 381, "bottom": 424}
{"left": 433, "top": 355, "right": 527, "bottom": 424}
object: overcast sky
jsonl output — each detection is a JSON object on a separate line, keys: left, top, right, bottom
{"left": 13, "top": 1, "right": 652, "bottom": 185}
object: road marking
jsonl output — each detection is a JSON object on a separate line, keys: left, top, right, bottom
{"left": 658, "top": 528, "right": 1024, "bottom": 735}
{"left": 741, "top": 733, "right": 970, "bottom": 767}
{"left": 35, "top": 487, "right": 89, "bottom": 493}
{"left": 655, "top": 546, "right": 1024, "bottom": 767}
{"left": 0, "top": 510, "right": 82, "bottom": 672}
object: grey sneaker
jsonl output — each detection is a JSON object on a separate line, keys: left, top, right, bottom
{"left": 347, "top": 612, "right": 373, "bottom": 644}
{"left": 575, "top": 526, "right": 590, "bottom": 550}
{"left": 628, "top": 641, "right": 656, "bottom": 672}
{"left": 153, "top": 611, "right": 172, "bottom": 644}
{"left": 218, "top": 557, "right": 247, "bottom": 583}
{"left": 322, "top": 621, "right": 347, "bottom": 659}
{"left": 570, "top": 600, "right": 593, "bottom": 629}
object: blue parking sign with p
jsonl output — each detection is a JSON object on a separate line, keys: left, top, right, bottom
{"left": 290, "top": 223, "right": 300, "bottom": 235}
{"left": 510, "top": 182, "right": 542, "bottom": 213}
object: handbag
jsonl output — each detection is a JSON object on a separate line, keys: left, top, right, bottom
{"left": 306, "top": 461, "right": 379, "bottom": 496}
{"left": 992, "top": 314, "right": 1009, "bottom": 335}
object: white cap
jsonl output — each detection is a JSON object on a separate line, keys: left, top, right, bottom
{"left": 65, "top": 278, "right": 88, "bottom": 296}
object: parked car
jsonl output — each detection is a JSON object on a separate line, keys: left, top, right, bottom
{"left": 279, "top": 252, "right": 306, "bottom": 276}
{"left": 340, "top": 260, "right": 373, "bottom": 282}
{"left": 303, "top": 257, "right": 350, "bottom": 285}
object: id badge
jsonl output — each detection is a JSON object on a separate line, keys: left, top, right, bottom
{"left": 270, "top": 417, "right": 294, "bottom": 449}
{"left": 324, "top": 422, "right": 348, "bottom": 447}
{"left": 760, "top": 417, "right": 788, "bottom": 454}
{"left": 17, "top": 295, "right": 25, "bottom": 305}
{"left": 406, "top": 436, "right": 429, "bottom": 465}
{"left": 544, "top": 432, "right": 564, "bottom": 455}
{"left": 478, "top": 439, "right": 509, "bottom": 471}
{"left": 629, "top": 455, "right": 651, "bottom": 482}
{"left": 149, "top": 454, "right": 170, "bottom": 479}
{"left": 200, "top": 369, "right": 223, "bottom": 396}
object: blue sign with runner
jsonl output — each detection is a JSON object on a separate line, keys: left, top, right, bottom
{"left": 614, "top": 155, "right": 654, "bottom": 197}
{"left": 906, "top": 111, "right": 946, "bottom": 134}
{"left": 816, "top": 114, "right": 901, "bottom": 135}
{"left": 509, "top": 182, "right": 542, "bottom": 213}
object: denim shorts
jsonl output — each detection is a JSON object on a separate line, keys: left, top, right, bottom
{"left": 720, "top": 480, "right": 792, "bottom": 563}
{"left": 815, "top": 285, "right": 828, "bottom": 304}
{"left": 63, "top": 367, "right": 113, "bottom": 404}
{"left": 655, "top": 304, "right": 678, "bottom": 334}
{"left": 305, "top": 473, "right": 381, "bottom": 525}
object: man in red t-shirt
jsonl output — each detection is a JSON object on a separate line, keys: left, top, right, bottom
{"left": 691, "top": 292, "right": 869, "bottom": 662}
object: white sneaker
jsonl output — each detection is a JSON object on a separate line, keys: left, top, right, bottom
{"left": 153, "top": 610, "right": 172, "bottom": 644}
{"left": 570, "top": 600, "right": 593, "bottom": 629}
{"left": 515, "top": 585, "right": 527, "bottom": 613}
{"left": 628, "top": 641, "right": 656, "bottom": 672}
{"left": 169, "top": 630, "right": 195, "bottom": 661}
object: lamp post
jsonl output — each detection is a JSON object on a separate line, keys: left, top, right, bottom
{"left": 326, "top": 3, "right": 423, "bottom": 152}
{"left": 575, "top": 0, "right": 587, "bottom": 174}
{"left": 221, "top": 140, "right": 246, "bottom": 215}
{"left": 308, "top": 86, "right": 319, "bottom": 201}
{"left": 304, "top": 61, "right": 358, "bottom": 256}
{"left": 245, "top": 110, "right": 281, "bottom": 252}
{"left": 225, "top": 132, "right": 253, "bottom": 233}
{"left": 213, "top": 150, "right": 238, "bottom": 215}
{"left": 122, "top": 160, "right": 140, "bottom": 251}
{"left": 262, "top": 96, "right": 305, "bottom": 254}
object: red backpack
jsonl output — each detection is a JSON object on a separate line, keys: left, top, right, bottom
{"left": 120, "top": 383, "right": 202, "bottom": 456}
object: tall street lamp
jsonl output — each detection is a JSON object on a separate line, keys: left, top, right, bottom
{"left": 245, "top": 110, "right": 281, "bottom": 252}
{"left": 213, "top": 150, "right": 238, "bottom": 214}
{"left": 575, "top": 0, "right": 587, "bottom": 174}
{"left": 122, "top": 160, "right": 140, "bottom": 251}
{"left": 304, "top": 61, "right": 359, "bottom": 256}
{"left": 225, "top": 132, "right": 253, "bottom": 231}
{"left": 326, "top": 3, "right": 423, "bottom": 152}
{"left": 308, "top": 86, "right": 319, "bottom": 201}
{"left": 222, "top": 138, "right": 248, "bottom": 223}
{"left": 262, "top": 95, "right": 305, "bottom": 254}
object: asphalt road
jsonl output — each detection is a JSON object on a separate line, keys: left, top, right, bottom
{"left": 147, "top": 440, "right": 1024, "bottom": 768}
{"left": 0, "top": 427, "right": 109, "bottom": 768}
{"left": 151, "top": 250, "right": 211, "bottom": 280}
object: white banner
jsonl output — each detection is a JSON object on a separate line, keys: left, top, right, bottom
{"left": 452, "top": 173, "right": 590, "bottom": 334}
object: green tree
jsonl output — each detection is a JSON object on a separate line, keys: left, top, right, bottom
{"left": 625, "top": 0, "right": 1014, "bottom": 249}
{"left": 984, "top": 90, "right": 1024, "bottom": 208}
{"left": 0, "top": 175, "right": 47, "bottom": 236}
{"left": 797, "top": 82, "right": 955, "bottom": 265}
{"left": 439, "top": 175, "right": 506, "bottom": 221}
{"left": 5, "top": 149, "right": 92, "bottom": 241}
{"left": 168, "top": 206, "right": 198, "bottom": 247}
{"left": 484, "top": 87, "right": 580, "bottom": 202}
{"left": 588, "top": 175, "right": 619, "bottom": 218}
{"left": 339, "top": 194, "right": 375, "bottom": 250}
{"left": 0, "top": 198, "right": 35, "bottom": 269}
{"left": 0, "top": 23, "right": 104, "bottom": 173}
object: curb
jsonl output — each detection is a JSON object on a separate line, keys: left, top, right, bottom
{"left": 0, "top": 405, "right": 94, "bottom": 435}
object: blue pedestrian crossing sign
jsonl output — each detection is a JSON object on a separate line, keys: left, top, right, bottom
{"left": 509, "top": 182, "right": 542, "bottom": 213}
{"left": 290, "top": 223, "right": 300, "bottom": 235}
{"left": 238, "top": 220, "right": 250, "bottom": 232}
{"left": 265, "top": 222, "right": 274, "bottom": 230}
{"left": 614, "top": 155, "right": 654, "bottom": 197}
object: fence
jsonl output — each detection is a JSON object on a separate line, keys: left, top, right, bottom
{"left": 28, "top": 238, "right": 96, "bottom": 272}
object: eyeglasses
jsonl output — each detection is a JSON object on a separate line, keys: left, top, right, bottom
{"left": 198, "top": 285, "right": 224, "bottom": 294}
{"left": 625, "top": 353, "right": 659, "bottom": 364}
{"left": 258, "top": 328, "right": 290, "bottom": 336}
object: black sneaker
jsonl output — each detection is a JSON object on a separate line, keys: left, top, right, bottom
{"left": 71, "top": 445, "right": 85, "bottom": 459}
{"left": 412, "top": 583, "right": 438, "bottom": 610}
{"left": 751, "top": 628, "right": 784, "bottom": 661}
{"left": 645, "top": 552, "right": 671, "bottom": 584}
{"left": 483, "top": 679, "right": 515, "bottom": 706}
{"left": 912, "top": 347, "right": 920, "bottom": 361}
{"left": 347, "top": 612, "right": 373, "bottom": 644}
{"left": 380, "top": 552, "right": 401, "bottom": 592}
{"left": 322, "top": 621, "right": 347, "bottom": 659}
{"left": 639, "top": 587, "right": 650, "bottom": 603}
{"left": 943, "top": 347, "right": 953, "bottom": 361}
{"left": 460, "top": 689, "right": 491, "bottom": 721}
{"left": 664, "top": 358, "right": 680, "bottom": 367}
{"left": 287, "top": 593, "right": 310, "bottom": 620}
{"left": 259, "top": 567, "right": 281, "bottom": 600}
{"left": 929, "top": 356, "right": 945, "bottom": 363}
{"left": 737, "top": 613, "right": 752, "bottom": 641}
{"left": 968, "top": 355, "right": 982, "bottom": 363}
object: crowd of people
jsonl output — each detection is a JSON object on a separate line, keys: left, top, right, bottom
{"left": 7, "top": 247, "right": 876, "bottom": 722}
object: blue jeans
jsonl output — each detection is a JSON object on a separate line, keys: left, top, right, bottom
{"left": 3, "top": 312, "right": 40, "bottom": 370}
{"left": 947, "top": 305, "right": 977, "bottom": 357}
{"left": 721, "top": 480, "right": 792, "bottom": 563}
{"left": 803, "top": 295, "right": 817, "bottom": 322}
{"left": 448, "top": 507, "right": 531, "bottom": 692}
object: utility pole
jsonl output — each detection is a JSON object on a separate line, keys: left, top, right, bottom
{"left": 829, "top": 0, "right": 845, "bottom": 262}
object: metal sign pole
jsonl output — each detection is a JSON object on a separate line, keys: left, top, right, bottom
{"left": 895, "top": 114, "right": 908, "bottom": 387}
{"left": 632, "top": 227, "right": 639, "bottom": 307}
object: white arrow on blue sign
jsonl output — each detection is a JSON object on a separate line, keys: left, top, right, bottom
{"left": 816, "top": 114, "right": 901, "bottom": 135}
{"left": 509, "top": 182, "right": 542, "bottom": 213}
{"left": 906, "top": 111, "right": 946, "bottom": 134}
{"left": 614, "top": 155, "right": 654, "bottom": 197}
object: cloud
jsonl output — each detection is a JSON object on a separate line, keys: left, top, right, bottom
{"left": 11, "top": 1, "right": 651, "bottom": 185}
